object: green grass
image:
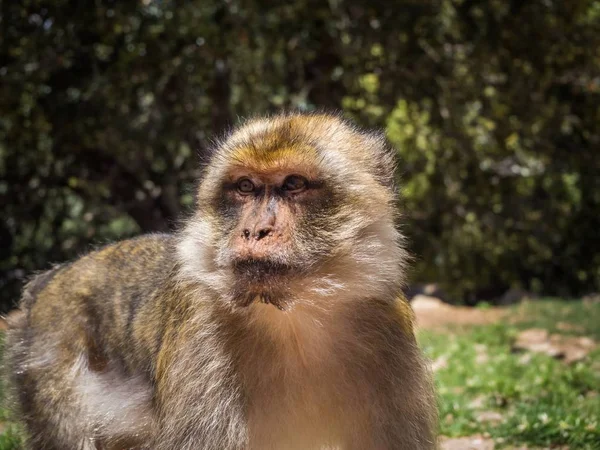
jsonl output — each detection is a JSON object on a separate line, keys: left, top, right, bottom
{"left": 0, "top": 299, "right": 598, "bottom": 449}
{"left": 514, "top": 298, "right": 600, "bottom": 340}
{"left": 0, "top": 336, "right": 24, "bottom": 450}
{"left": 419, "top": 298, "right": 600, "bottom": 449}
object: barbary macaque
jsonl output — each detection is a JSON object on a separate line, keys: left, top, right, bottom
{"left": 6, "top": 113, "right": 437, "bottom": 449}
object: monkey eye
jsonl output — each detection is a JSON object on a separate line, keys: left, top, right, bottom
{"left": 236, "top": 178, "right": 255, "bottom": 194}
{"left": 282, "top": 175, "right": 308, "bottom": 194}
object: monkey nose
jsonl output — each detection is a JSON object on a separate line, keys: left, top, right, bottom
{"left": 254, "top": 226, "right": 273, "bottom": 241}
{"left": 242, "top": 227, "right": 272, "bottom": 241}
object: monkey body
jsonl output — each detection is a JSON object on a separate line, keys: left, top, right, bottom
{"left": 6, "top": 113, "right": 437, "bottom": 449}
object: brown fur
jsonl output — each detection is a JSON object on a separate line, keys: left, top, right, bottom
{"left": 5, "top": 113, "right": 437, "bottom": 449}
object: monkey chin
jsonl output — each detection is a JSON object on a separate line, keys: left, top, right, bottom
{"left": 239, "top": 292, "right": 288, "bottom": 311}
{"left": 230, "top": 279, "right": 295, "bottom": 311}
{"left": 229, "top": 272, "right": 294, "bottom": 311}
{"left": 228, "top": 258, "right": 296, "bottom": 310}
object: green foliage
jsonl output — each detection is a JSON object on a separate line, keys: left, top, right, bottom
{"left": 347, "top": 0, "right": 600, "bottom": 301}
{"left": 0, "top": 429, "right": 22, "bottom": 450}
{"left": 419, "top": 299, "right": 600, "bottom": 448}
{"left": 1, "top": 0, "right": 599, "bottom": 308}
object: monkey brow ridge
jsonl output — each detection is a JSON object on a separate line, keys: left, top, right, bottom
{"left": 230, "top": 145, "right": 321, "bottom": 175}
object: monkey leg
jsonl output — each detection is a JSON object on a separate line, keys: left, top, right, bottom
{"left": 6, "top": 320, "right": 153, "bottom": 450}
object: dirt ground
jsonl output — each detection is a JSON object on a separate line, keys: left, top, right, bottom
{"left": 411, "top": 295, "right": 507, "bottom": 330}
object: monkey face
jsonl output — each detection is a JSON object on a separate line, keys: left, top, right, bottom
{"left": 179, "top": 114, "right": 405, "bottom": 309}
{"left": 225, "top": 171, "right": 329, "bottom": 257}
{"left": 214, "top": 167, "right": 340, "bottom": 307}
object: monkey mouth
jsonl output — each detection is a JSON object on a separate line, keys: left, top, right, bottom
{"left": 232, "top": 258, "right": 292, "bottom": 278}
{"left": 229, "top": 259, "right": 294, "bottom": 310}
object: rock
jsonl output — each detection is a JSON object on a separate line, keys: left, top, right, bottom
{"left": 582, "top": 293, "right": 600, "bottom": 304}
{"left": 439, "top": 435, "right": 495, "bottom": 450}
{"left": 405, "top": 283, "right": 448, "bottom": 302}
{"left": 467, "top": 396, "right": 486, "bottom": 409}
{"left": 411, "top": 294, "right": 447, "bottom": 311}
{"left": 431, "top": 355, "right": 449, "bottom": 372}
{"left": 412, "top": 296, "right": 506, "bottom": 329}
{"left": 439, "top": 435, "right": 562, "bottom": 449}
{"left": 498, "top": 288, "right": 535, "bottom": 305}
{"left": 513, "top": 328, "right": 596, "bottom": 364}
{"left": 474, "top": 410, "right": 504, "bottom": 424}
{"left": 556, "top": 322, "right": 584, "bottom": 333}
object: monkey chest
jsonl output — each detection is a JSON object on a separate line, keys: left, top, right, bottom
{"left": 246, "top": 366, "right": 370, "bottom": 450}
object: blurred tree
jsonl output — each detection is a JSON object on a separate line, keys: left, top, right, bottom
{"left": 1, "top": 0, "right": 599, "bottom": 310}
{"left": 380, "top": 0, "right": 600, "bottom": 301}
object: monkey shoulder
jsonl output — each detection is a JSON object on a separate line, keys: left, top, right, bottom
{"left": 18, "top": 234, "right": 178, "bottom": 325}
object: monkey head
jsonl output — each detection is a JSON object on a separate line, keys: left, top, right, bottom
{"left": 177, "top": 113, "right": 408, "bottom": 309}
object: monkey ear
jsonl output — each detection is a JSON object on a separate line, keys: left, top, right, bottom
{"left": 196, "top": 145, "right": 215, "bottom": 182}
{"left": 196, "top": 132, "right": 230, "bottom": 183}
{"left": 367, "top": 133, "right": 399, "bottom": 191}
{"left": 195, "top": 119, "right": 243, "bottom": 182}
{"left": 374, "top": 155, "right": 398, "bottom": 190}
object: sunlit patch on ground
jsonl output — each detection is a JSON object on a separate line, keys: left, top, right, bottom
{"left": 417, "top": 298, "right": 599, "bottom": 449}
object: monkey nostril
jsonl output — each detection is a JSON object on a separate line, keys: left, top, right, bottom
{"left": 256, "top": 228, "right": 272, "bottom": 241}
{"left": 243, "top": 229, "right": 251, "bottom": 239}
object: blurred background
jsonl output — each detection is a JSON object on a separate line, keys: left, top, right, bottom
{"left": 1, "top": 0, "right": 599, "bottom": 312}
